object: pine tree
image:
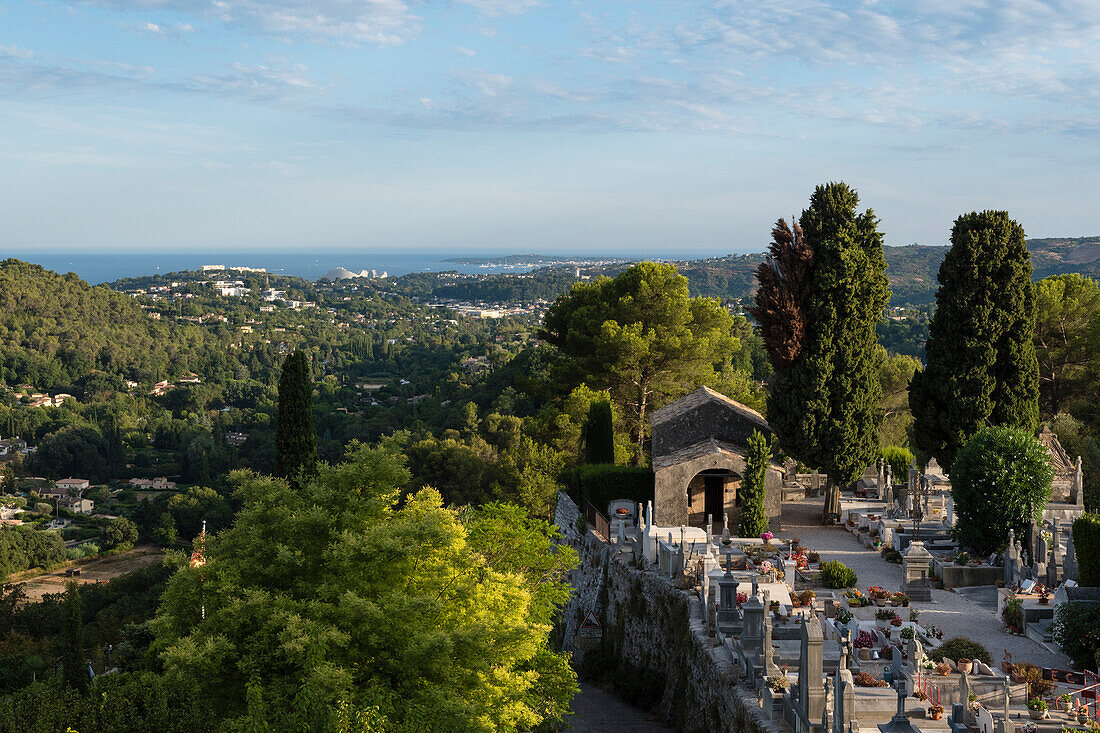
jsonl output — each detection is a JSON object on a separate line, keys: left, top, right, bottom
{"left": 737, "top": 430, "right": 771, "bottom": 537}
{"left": 60, "top": 582, "right": 87, "bottom": 694}
{"left": 275, "top": 350, "right": 317, "bottom": 483}
{"left": 581, "top": 399, "right": 616, "bottom": 464}
{"left": 759, "top": 183, "right": 890, "bottom": 522}
{"left": 909, "top": 211, "right": 1039, "bottom": 470}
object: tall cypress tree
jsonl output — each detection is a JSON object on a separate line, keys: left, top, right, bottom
{"left": 582, "top": 399, "right": 616, "bottom": 464}
{"left": 275, "top": 350, "right": 317, "bottom": 482}
{"left": 909, "top": 211, "right": 1039, "bottom": 470}
{"left": 60, "top": 582, "right": 87, "bottom": 694}
{"left": 737, "top": 430, "right": 771, "bottom": 537}
{"left": 759, "top": 183, "right": 890, "bottom": 522}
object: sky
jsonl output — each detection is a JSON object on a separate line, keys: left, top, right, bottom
{"left": 0, "top": 0, "right": 1098, "bottom": 255}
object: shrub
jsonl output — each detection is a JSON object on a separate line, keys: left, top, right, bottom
{"left": 1072, "top": 513, "right": 1100, "bottom": 587}
{"left": 879, "top": 446, "right": 915, "bottom": 481}
{"left": 929, "top": 637, "right": 992, "bottom": 666}
{"left": 1013, "top": 664, "right": 1053, "bottom": 698}
{"left": 820, "top": 560, "right": 858, "bottom": 589}
{"left": 1053, "top": 601, "right": 1100, "bottom": 669}
{"left": 951, "top": 427, "right": 1054, "bottom": 555}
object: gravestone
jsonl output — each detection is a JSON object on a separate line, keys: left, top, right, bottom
{"left": 877, "top": 457, "right": 886, "bottom": 500}
{"left": 885, "top": 465, "right": 894, "bottom": 508}
{"left": 1065, "top": 527, "right": 1079, "bottom": 581}
{"left": 903, "top": 541, "right": 933, "bottom": 602}
{"left": 796, "top": 617, "right": 826, "bottom": 726}
{"left": 717, "top": 556, "right": 739, "bottom": 625}
{"left": 1076, "top": 456, "right": 1085, "bottom": 506}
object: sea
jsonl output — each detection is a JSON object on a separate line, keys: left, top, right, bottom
{"left": 2, "top": 248, "right": 723, "bottom": 284}
{"left": 2, "top": 250, "right": 561, "bottom": 285}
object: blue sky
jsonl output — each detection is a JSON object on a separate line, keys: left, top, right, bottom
{"left": 1, "top": 0, "right": 1097, "bottom": 254}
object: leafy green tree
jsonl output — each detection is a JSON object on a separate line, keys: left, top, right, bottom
{"left": 737, "top": 431, "right": 770, "bottom": 537}
{"left": 102, "top": 517, "right": 139, "bottom": 551}
{"left": 60, "top": 582, "right": 87, "bottom": 694}
{"left": 582, "top": 399, "right": 616, "bottom": 464}
{"left": 910, "top": 212, "right": 1040, "bottom": 470}
{"left": 1033, "top": 274, "right": 1100, "bottom": 418}
{"left": 541, "top": 262, "right": 740, "bottom": 462}
{"left": 274, "top": 350, "right": 317, "bottom": 483}
{"left": 759, "top": 183, "right": 890, "bottom": 521}
{"left": 951, "top": 426, "right": 1053, "bottom": 555}
{"left": 153, "top": 445, "right": 577, "bottom": 732}
{"left": 877, "top": 349, "right": 921, "bottom": 446}
{"left": 153, "top": 512, "right": 179, "bottom": 547}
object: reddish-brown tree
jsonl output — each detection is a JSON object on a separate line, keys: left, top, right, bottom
{"left": 749, "top": 218, "right": 814, "bottom": 369}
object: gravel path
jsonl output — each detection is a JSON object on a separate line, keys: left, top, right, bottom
{"left": 782, "top": 500, "right": 1071, "bottom": 670}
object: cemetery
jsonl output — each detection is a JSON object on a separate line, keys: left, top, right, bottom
{"left": 557, "top": 387, "right": 1100, "bottom": 733}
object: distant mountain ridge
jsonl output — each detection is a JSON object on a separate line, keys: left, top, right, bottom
{"left": 662, "top": 236, "right": 1100, "bottom": 307}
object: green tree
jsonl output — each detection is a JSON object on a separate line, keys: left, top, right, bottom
{"left": 950, "top": 426, "right": 1053, "bottom": 555}
{"left": 1033, "top": 274, "right": 1100, "bottom": 419}
{"left": 737, "top": 431, "right": 771, "bottom": 537}
{"left": 910, "top": 211, "right": 1040, "bottom": 470}
{"left": 582, "top": 399, "right": 616, "bottom": 465}
{"left": 758, "top": 183, "right": 890, "bottom": 521}
{"left": 541, "top": 262, "right": 740, "bottom": 462}
{"left": 153, "top": 444, "right": 577, "bottom": 732}
{"left": 103, "top": 517, "right": 139, "bottom": 551}
{"left": 60, "top": 582, "right": 87, "bottom": 694}
{"left": 274, "top": 350, "right": 317, "bottom": 483}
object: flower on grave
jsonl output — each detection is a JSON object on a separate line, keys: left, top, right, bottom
{"left": 1021, "top": 723, "right": 1037, "bottom": 733}
{"left": 853, "top": 631, "right": 874, "bottom": 649}
{"left": 737, "top": 592, "right": 747, "bottom": 606}
{"left": 761, "top": 531, "right": 773, "bottom": 542}
{"left": 757, "top": 561, "right": 773, "bottom": 574}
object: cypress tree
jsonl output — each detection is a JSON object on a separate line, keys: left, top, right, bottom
{"left": 275, "top": 350, "right": 317, "bottom": 482}
{"left": 737, "top": 430, "right": 771, "bottom": 537}
{"left": 909, "top": 211, "right": 1039, "bottom": 470}
{"left": 60, "top": 582, "right": 87, "bottom": 694}
{"left": 759, "top": 183, "right": 890, "bottom": 522}
{"left": 582, "top": 399, "right": 616, "bottom": 464}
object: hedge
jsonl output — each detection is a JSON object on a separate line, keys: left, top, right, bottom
{"left": 1072, "top": 513, "right": 1100, "bottom": 587}
{"left": 1053, "top": 601, "right": 1100, "bottom": 669}
{"left": 561, "top": 464, "right": 654, "bottom": 515}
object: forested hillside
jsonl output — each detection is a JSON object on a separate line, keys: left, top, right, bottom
{"left": 0, "top": 260, "right": 227, "bottom": 389}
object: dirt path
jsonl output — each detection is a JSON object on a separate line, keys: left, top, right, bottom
{"left": 563, "top": 683, "right": 673, "bottom": 732}
{"left": 9, "top": 545, "right": 165, "bottom": 602}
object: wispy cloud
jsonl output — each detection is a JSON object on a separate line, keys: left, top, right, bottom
{"left": 72, "top": 0, "right": 420, "bottom": 44}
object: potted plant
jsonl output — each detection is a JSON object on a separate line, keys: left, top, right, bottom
{"left": 1021, "top": 723, "right": 1037, "bottom": 733}
{"left": 767, "top": 674, "right": 791, "bottom": 692}
{"left": 770, "top": 600, "right": 780, "bottom": 614}
{"left": 1038, "top": 585, "right": 1050, "bottom": 605}
{"left": 835, "top": 606, "right": 853, "bottom": 626}
{"left": 1027, "top": 699, "right": 1047, "bottom": 720}
{"left": 957, "top": 658, "right": 973, "bottom": 674}
{"left": 935, "top": 662, "right": 952, "bottom": 677}
{"left": 894, "top": 592, "right": 910, "bottom": 607}
{"left": 955, "top": 551, "right": 970, "bottom": 566}
{"left": 929, "top": 703, "right": 945, "bottom": 720}
{"left": 900, "top": 627, "right": 915, "bottom": 641}
{"left": 1076, "top": 705, "right": 1090, "bottom": 724}
{"left": 1056, "top": 694, "right": 1072, "bottom": 712}
{"left": 913, "top": 689, "right": 928, "bottom": 702}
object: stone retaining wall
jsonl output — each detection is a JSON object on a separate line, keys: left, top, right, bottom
{"left": 554, "top": 491, "right": 783, "bottom": 733}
